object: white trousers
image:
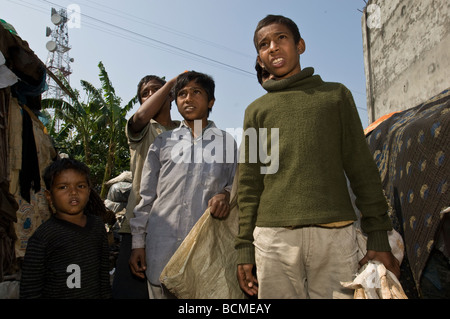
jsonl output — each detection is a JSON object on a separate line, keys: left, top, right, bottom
{"left": 254, "top": 224, "right": 359, "bottom": 299}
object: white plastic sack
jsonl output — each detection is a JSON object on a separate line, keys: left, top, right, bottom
{"left": 341, "top": 261, "right": 408, "bottom": 299}
{"left": 356, "top": 227, "right": 405, "bottom": 265}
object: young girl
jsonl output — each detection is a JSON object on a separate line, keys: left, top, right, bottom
{"left": 20, "top": 158, "right": 111, "bottom": 299}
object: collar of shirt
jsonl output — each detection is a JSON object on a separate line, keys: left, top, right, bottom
{"left": 175, "top": 120, "right": 223, "bottom": 142}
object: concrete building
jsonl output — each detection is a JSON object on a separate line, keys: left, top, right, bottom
{"left": 361, "top": 0, "right": 450, "bottom": 123}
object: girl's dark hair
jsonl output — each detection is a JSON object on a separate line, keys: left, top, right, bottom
{"left": 43, "top": 157, "right": 91, "bottom": 190}
{"left": 253, "top": 15, "right": 302, "bottom": 52}
{"left": 137, "top": 75, "right": 166, "bottom": 104}
{"left": 44, "top": 157, "right": 116, "bottom": 226}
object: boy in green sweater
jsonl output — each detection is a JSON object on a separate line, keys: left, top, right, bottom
{"left": 235, "top": 15, "right": 400, "bottom": 299}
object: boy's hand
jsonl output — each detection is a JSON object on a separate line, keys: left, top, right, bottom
{"left": 237, "top": 264, "right": 258, "bottom": 296}
{"left": 359, "top": 250, "right": 401, "bottom": 279}
{"left": 208, "top": 191, "right": 230, "bottom": 219}
{"left": 129, "top": 248, "right": 147, "bottom": 279}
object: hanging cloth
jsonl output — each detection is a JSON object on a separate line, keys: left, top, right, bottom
{"left": 19, "top": 109, "right": 40, "bottom": 202}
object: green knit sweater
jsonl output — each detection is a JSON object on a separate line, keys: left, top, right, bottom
{"left": 236, "top": 67, "right": 392, "bottom": 265}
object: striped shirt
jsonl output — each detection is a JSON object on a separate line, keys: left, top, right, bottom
{"left": 20, "top": 214, "right": 111, "bottom": 299}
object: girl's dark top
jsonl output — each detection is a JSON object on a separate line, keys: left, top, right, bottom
{"left": 20, "top": 214, "right": 111, "bottom": 299}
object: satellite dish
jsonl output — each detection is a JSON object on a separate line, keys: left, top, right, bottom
{"left": 46, "top": 40, "right": 57, "bottom": 52}
{"left": 45, "top": 26, "right": 52, "bottom": 37}
{"left": 51, "top": 13, "right": 62, "bottom": 25}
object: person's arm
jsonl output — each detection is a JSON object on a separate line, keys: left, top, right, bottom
{"left": 128, "top": 76, "right": 178, "bottom": 134}
{"left": 208, "top": 136, "right": 237, "bottom": 219}
{"left": 237, "top": 264, "right": 258, "bottom": 296}
{"left": 235, "top": 108, "right": 263, "bottom": 296}
{"left": 129, "top": 248, "right": 147, "bottom": 279}
{"left": 208, "top": 189, "right": 230, "bottom": 219}
{"left": 340, "top": 87, "right": 400, "bottom": 278}
{"left": 359, "top": 250, "right": 401, "bottom": 278}
{"left": 20, "top": 234, "right": 46, "bottom": 299}
{"left": 235, "top": 158, "right": 261, "bottom": 296}
{"left": 99, "top": 222, "right": 112, "bottom": 298}
{"left": 129, "top": 137, "right": 162, "bottom": 278}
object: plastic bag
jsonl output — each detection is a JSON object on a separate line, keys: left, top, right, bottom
{"left": 341, "top": 261, "right": 408, "bottom": 299}
{"left": 356, "top": 227, "right": 405, "bottom": 265}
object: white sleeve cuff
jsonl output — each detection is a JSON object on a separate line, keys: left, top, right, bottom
{"left": 131, "top": 234, "right": 146, "bottom": 249}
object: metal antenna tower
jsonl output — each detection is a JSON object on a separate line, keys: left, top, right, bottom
{"left": 44, "top": 7, "right": 73, "bottom": 100}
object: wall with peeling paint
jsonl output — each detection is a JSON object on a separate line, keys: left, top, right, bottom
{"left": 362, "top": 0, "right": 450, "bottom": 123}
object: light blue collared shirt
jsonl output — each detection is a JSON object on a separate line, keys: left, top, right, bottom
{"left": 130, "top": 121, "right": 237, "bottom": 284}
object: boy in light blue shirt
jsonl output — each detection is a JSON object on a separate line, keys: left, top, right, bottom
{"left": 130, "top": 71, "right": 237, "bottom": 298}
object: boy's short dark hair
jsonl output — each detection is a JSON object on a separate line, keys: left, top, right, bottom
{"left": 173, "top": 71, "right": 215, "bottom": 104}
{"left": 43, "top": 158, "right": 91, "bottom": 190}
{"left": 253, "top": 15, "right": 302, "bottom": 52}
{"left": 137, "top": 75, "right": 166, "bottom": 104}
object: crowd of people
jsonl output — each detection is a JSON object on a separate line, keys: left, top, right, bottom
{"left": 19, "top": 15, "right": 402, "bottom": 299}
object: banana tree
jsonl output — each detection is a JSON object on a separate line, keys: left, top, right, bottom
{"left": 41, "top": 76, "right": 96, "bottom": 165}
{"left": 81, "top": 61, "right": 137, "bottom": 197}
{"left": 42, "top": 62, "right": 137, "bottom": 196}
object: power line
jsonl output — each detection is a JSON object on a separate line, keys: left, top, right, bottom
{"left": 75, "top": 0, "right": 254, "bottom": 60}
{"left": 38, "top": 0, "right": 255, "bottom": 78}
{"left": 7, "top": 0, "right": 368, "bottom": 111}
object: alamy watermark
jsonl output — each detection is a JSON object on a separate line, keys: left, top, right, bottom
{"left": 67, "top": 4, "right": 81, "bottom": 29}
{"left": 169, "top": 120, "right": 279, "bottom": 174}
{"left": 66, "top": 264, "right": 81, "bottom": 288}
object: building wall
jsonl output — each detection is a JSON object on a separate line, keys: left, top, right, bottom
{"left": 362, "top": 0, "right": 450, "bottom": 123}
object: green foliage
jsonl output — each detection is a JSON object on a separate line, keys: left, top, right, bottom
{"left": 41, "top": 62, "right": 137, "bottom": 198}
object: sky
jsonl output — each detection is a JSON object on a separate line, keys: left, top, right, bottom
{"left": 2, "top": 0, "right": 371, "bottom": 142}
